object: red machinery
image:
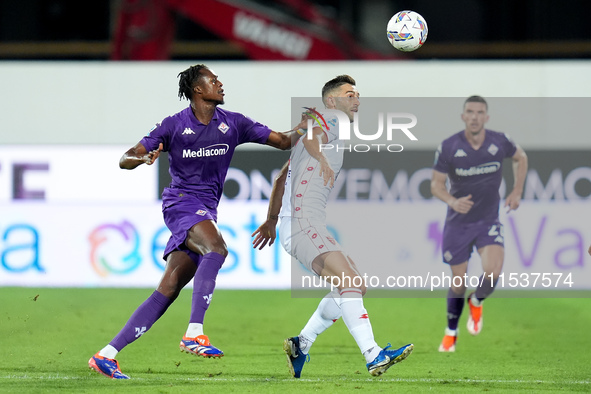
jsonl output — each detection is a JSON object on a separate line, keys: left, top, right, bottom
{"left": 111, "top": 0, "right": 394, "bottom": 60}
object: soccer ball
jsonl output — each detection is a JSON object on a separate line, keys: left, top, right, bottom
{"left": 387, "top": 10, "right": 428, "bottom": 52}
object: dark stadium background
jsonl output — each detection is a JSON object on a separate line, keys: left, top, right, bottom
{"left": 1, "top": 0, "right": 591, "bottom": 60}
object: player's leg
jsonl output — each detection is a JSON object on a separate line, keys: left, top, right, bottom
{"left": 89, "top": 251, "right": 196, "bottom": 379}
{"left": 314, "top": 252, "right": 413, "bottom": 376}
{"left": 475, "top": 243, "right": 503, "bottom": 300}
{"left": 313, "top": 251, "right": 376, "bottom": 356}
{"left": 439, "top": 261, "right": 468, "bottom": 352}
{"left": 439, "top": 221, "right": 476, "bottom": 352}
{"left": 284, "top": 288, "right": 342, "bottom": 377}
{"left": 466, "top": 243, "right": 504, "bottom": 335}
{"left": 280, "top": 218, "right": 342, "bottom": 377}
{"left": 180, "top": 219, "right": 227, "bottom": 357}
{"left": 299, "top": 288, "right": 342, "bottom": 353}
{"left": 466, "top": 221, "right": 505, "bottom": 335}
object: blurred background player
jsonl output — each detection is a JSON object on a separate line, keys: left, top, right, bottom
{"left": 252, "top": 75, "right": 413, "bottom": 377}
{"left": 89, "top": 64, "right": 310, "bottom": 379}
{"left": 431, "top": 95, "right": 528, "bottom": 352}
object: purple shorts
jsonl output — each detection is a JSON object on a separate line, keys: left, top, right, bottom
{"left": 161, "top": 187, "right": 217, "bottom": 262}
{"left": 441, "top": 220, "right": 504, "bottom": 265}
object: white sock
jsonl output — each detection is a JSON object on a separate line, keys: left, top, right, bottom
{"left": 339, "top": 288, "right": 379, "bottom": 363}
{"left": 470, "top": 293, "right": 482, "bottom": 307}
{"left": 363, "top": 346, "right": 381, "bottom": 363}
{"left": 445, "top": 327, "right": 458, "bottom": 336}
{"left": 98, "top": 344, "right": 118, "bottom": 359}
{"left": 185, "top": 323, "right": 204, "bottom": 338}
{"left": 299, "top": 290, "right": 342, "bottom": 354}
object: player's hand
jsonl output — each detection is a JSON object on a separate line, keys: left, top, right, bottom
{"left": 451, "top": 194, "right": 474, "bottom": 214}
{"left": 296, "top": 107, "right": 316, "bottom": 131}
{"left": 318, "top": 158, "right": 335, "bottom": 188}
{"left": 504, "top": 189, "right": 522, "bottom": 213}
{"left": 251, "top": 220, "right": 277, "bottom": 250}
{"left": 143, "top": 143, "right": 163, "bottom": 165}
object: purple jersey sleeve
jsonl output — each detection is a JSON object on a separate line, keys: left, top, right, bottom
{"left": 236, "top": 113, "right": 272, "bottom": 145}
{"left": 433, "top": 142, "right": 450, "bottom": 174}
{"left": 500, "top": 132, "right": 518, "bottom": 158}
{"left": 140, "top": 117, "right": 173, "bottom": 153}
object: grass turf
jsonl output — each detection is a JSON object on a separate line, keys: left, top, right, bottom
{"left": 0, "top": 288, "right": 590, "bottom": 393}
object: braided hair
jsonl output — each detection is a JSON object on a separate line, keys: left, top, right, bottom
{"left": 177, "top": 64, "right": 208, "bottom": 101}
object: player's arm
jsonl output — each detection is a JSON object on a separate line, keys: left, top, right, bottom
{"left": 431, "top": 169, "right": 473, "bottom": 214}
{"left": 265, "top": 108, "right": 315, "bottom": 150}
{"left": 119, "top": 142, "right": 163, "bottom": 169}
{"left": 266, "top": 129, "right": 305, "bottom": 150}
{"left": 302, "top": 127, "right": 334, "bottom": 187}
{"left": 504, "top": 145, "right": 528, "bottom": 212}
{"left": 252, "top": 160, "right": 289, "bottom": 250}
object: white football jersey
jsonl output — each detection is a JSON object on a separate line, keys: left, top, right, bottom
{"left": 279, "top": 110, "right": 345, "bottom": 222}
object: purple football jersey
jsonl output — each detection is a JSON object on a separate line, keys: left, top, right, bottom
{"left": 141, "top": 106, "right": 272, "bottom": 206}
{"left": 433, "top": 129, "right": 517, "bottom": 224}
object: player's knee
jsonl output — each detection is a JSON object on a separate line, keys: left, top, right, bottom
{"left": 207, "top": 243, "right": 228, "bottom": 257}
{"left": 489, "top": 271, "right": 501, "bottom": 281}
{"left": 493, "top": 264, "right": 504, "bottom": 277}
{"left": 344, "top": 273, "right": 366, "bottom": 295}
{"left": 483, "top": 271, "right": 501, "bottom": 284}
{"left": 198, "top": 245, "right": 228, "bottom": 258}
{"left": 483, "top": 263, "right": 503, "bottom": 280}
{"left": 347, "top": 279, "right": 367, "bottom": 296}
{"left": 358, "top": 283, "right": 367, "bottom": 296}
{"left": 187, "top": 236, "right": 228, "bottom": 257}
{"left": 450, "top": 284, "right": 466, "bottom": 295}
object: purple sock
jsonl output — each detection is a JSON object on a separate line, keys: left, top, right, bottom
{"left": 189, "top": 252, "right": 225, "bottom": 324}
{"left": 446, "top": 287, "right": 465, "bottom": 331}
{"left": 109, "top": 290, "right": 171, "bottom": 351}
{"left": 475, "top": 274, "right": 499, "bottom": 302}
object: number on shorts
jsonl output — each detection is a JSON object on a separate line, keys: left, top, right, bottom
{"left": 488, "top": 224, "right": 504, "bottom": 243}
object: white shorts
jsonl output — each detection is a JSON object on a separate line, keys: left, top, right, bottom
{"left": 279, "top": 216, "right": 343, "bottom": 272}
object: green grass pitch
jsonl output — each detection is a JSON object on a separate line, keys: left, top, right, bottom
{"left": 0, "top": 287, "right": 590, "bottom": 393}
